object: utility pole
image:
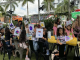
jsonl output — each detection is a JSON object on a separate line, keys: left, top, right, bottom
{"left": 68, "top": 0, "right": 70, "bottom": 19}
{"left": 38, "top": 0, "right": 40, "bottom": 21}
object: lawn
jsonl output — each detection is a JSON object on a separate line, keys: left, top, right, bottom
{"left": 0, "top": 44, "right": 75, "bottom": 60}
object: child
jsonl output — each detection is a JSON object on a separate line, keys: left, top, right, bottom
{"left": 51, "top": 28, "right": 66, "bottom": 60}
{"left": 18, "top": 30, "right": 30, "bottom": 60}
{"left": 64, "top": 23, "right": 75, "bottom": 55}
{"left": 25, "top": 24, "right": 29, "bottom": 40}
{"left": 53, "top": 22, "right": 57, "bottom": 39}
{"left": 39, "top": 28, "right": 49, "bottom": 55}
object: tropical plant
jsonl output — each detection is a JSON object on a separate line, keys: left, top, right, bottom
{"left": 55, "top": 0, "right": 78, "bottom": 14}
{"left": 22, "top": 0, "right": 34, "bottom": 18}
{"left": 42, "top": 0, "right": 54, "bottom": 13}
{"left": 5, "top": 0, "right": 18, "bottom": 11}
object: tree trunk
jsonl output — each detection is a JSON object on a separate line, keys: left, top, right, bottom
{"left": 68, "top": 0, "right": 70, "bottom": 19}
{"left": 48, "top": 0, "right": 50, "bottom": 13}
{"left": 27, "top": 2, "right": 29, "bottom": 18}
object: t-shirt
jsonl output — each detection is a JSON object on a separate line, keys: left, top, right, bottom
{"left": 5, "top": 32, "right": 12, "bottom": 40}
{"left": 65, "top": 28, "right": 75, "bottom": 37}
{"left": 53, "top": 26, "right": 57, "bottom": 35}
{"left": 25, "top": 28, "right": 29, "bottom": 33}
{"left": 16, "top": 24, "right": 22, "bottom": 29}
{"left": 57, "top": 36, "right": 66, "bottom": 44}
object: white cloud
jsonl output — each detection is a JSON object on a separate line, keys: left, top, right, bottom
{"left": 14, "top": 0, "right": 44, "bottom": 16}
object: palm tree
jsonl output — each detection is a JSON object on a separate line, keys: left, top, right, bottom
{"left": 22, "top": 0, "right": 34, "bottom": 18}
{"left": 55, "top": 0, "right": 78, "bottom": 14}
{"left": 5, "top": 0, "right": 18, "bottom": 11}
{"left": 42, "top": 0, "right": 54, "bottom": 13}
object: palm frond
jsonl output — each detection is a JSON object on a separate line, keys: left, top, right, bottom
{"left": 12, "top": 4, "right": 15, "bottom": 11}
{"left": 5, "top": 4, "right": 9, "bottom": 11}
{"left": 13, "top": 2, "right": 18, "bottom": 7}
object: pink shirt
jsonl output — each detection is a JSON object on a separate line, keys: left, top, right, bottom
{"left": 53, "top": 26, "right": 57, "bottom": 35}
{"left": 65, "top": 28, "right": 75, "bottom": 37}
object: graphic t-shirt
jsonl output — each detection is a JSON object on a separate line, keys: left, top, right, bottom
{"left": 57, "top": 36, "right": 66, "bottom": 44}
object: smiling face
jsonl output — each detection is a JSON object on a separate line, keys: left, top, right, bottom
{"left": 59, "top": 29, "right": 63, "bottom": 35}
{"left": 67, "top": 25, "right": 71, "bottom": 30}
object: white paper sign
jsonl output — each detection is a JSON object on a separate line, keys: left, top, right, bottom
{"left": 28, "top": 24, "right": 34, "bottom": 33}
{"left": 9, "top": 23, "right": 15, "bottom": 29}
{"left": 36, "top": 29, "right": 43, "bottom": 38}
{"left": 24, "top": 20, "right": 28, "bottom": 25}
{"left": 48, "top": 31, "right": 51, "bottom": 39}
{"left": 14, "top": 27, "right": 21, "bottom": 36}
{"left": 40, "top": 22, "right": 45, "bottom": 27}
{"left": 0, "top": 22, "right": 3, "bottom": 28}
{"left": 66, "top": 20, "right": 72, "bottom": 26}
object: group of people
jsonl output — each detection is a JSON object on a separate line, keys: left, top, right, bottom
{"left": 0, "top": 16, "right": 80, "bottom": 60}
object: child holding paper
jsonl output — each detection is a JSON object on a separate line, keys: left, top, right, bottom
{"left": 64, "top": 22, "right": 75, "bottom": 55}
{"left": 51, "top": 28, "right": 66, "bottom": 60}
{"left": 18, "top": 30, "right": 30, "bottom": 60}
{"left": 39, "top": 28, "right": 49, "bottom": 55}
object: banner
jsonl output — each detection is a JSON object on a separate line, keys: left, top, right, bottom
{"left": 36, "top": 29, "right": 43, "bottom": 38}
{"left": 71, "top": 12, "right": 80, "bottom": 19}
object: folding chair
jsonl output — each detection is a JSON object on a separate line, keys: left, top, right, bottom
{"left": 2, "top": 40, "right": 12, "bottom": 60}
{"left": 28, "top": 40, "right": 39, "bottom": 60}
{"left": 54, "top": 44, "right": 67, "bottom": 60}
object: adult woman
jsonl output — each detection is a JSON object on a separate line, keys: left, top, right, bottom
{"left": 73, "top": 16, "right": 80, "bottom": 37}
{"left": 56, "top": 18, "right": 61, "bottom": 25}
{"left": 5, "top": 28, "right": 12, "bottom": 46}
{"left": 15, "top": 21, "right": 23, "bottom": 30}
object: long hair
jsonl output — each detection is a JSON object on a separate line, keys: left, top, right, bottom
{"left": 19, "top": 29, "right": 26, "bottom": 43}
{"left": 57, "top": 28, "right": 65, "bottom": 36}
{"left": 5, "top": 28, "right": 10, "bottom": 35}
{"left": 56, "top": 18, "right": 60, "bottom": 25}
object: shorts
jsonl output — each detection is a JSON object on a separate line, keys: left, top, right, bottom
{"left": 19, "top": 42, "right": 27, "bottom": 49}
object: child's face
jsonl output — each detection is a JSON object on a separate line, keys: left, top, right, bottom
{"left": 26, "top": 25, "right": 28, "bottom": 28}
{"left": 1, "top": 29, "right": 4, "bottom": 33}
{"left": 54, "top": 23, "right": 57, "bottom": 27}
{"left": 59, "top": 29, "right": 63, "bottom": 35}
{"left": 43, "top": 31, "right": 45, "bottom": 35}
{"left": 34, "top": 27, "right": 37, "bottom": 32}
{"left": 67, "top": 25, "right": 71, "bottom": 30}
{"left": 11, "top": 30, "right": 14, "bottom": 34}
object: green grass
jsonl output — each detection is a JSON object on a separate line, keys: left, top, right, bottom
{"left": 0, "top": 44, "right": 76, "bottom": 60}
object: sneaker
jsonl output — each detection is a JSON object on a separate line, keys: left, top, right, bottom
{"left": 25, "top": 57, "right": 30, "bottom": 60}
{"left": 46, "top": 50, "right": 50, "bottom": 55}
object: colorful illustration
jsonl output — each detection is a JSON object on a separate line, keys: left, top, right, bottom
{"left": 16, "top": 30, "right": 19, "bottom": 34}
{"left": 40, "top": 22, "right": 45, "bottom": 27}
{"left": 65, "top": 36, "right": 73, "bottom": 41}
{"left": 9, "top": 23, "right": 14, "bottom": 29}
{"left": 36, "top": 29, "right": 43, "bottom": 38}
{"left": 14, "top": 27, "right": 21, "bottom": 36}
{"left": 30, "top": 26, "right": 32, "bottom": 30}
{"left": 28, "top": 24, "right": 34, "bottom": 33}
